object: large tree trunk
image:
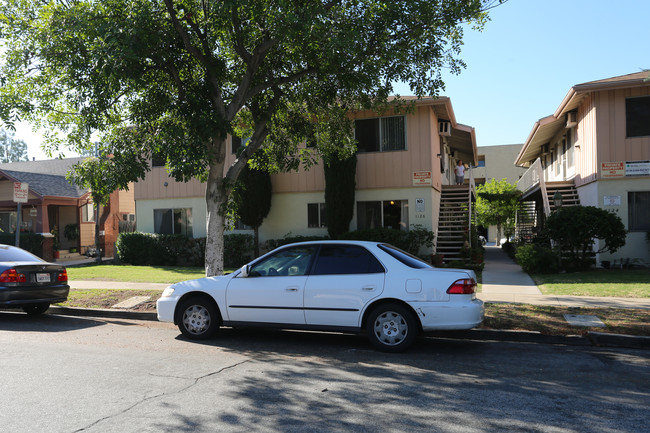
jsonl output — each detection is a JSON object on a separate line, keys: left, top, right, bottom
{"left": 205, "top": 160, "right": 227, "bottom": 276}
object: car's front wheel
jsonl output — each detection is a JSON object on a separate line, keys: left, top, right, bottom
{"left": 177, "top": 296, "right": 220, "bottom": 340}
{"left": 22, "top": 303, "right": 50, "bottom": 315}
{"left": 366, "top": 303, "right": 418, "bottom": 352}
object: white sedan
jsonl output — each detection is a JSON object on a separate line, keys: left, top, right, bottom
{"left": 157, "top": 240, "right": 483, "bottom": 352}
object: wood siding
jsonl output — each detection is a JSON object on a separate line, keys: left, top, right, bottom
{"left": 575, "top": 94, "right": 598, "bottom": 187}
{"left": 134, "top": 167, "right": 206, "bottom": 200}
{"left": 595, "top": 86, "right": 650, "bottom": 164}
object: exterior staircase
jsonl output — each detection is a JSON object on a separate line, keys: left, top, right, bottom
{"left": 436, "top": 185, "right": 472, "bottom": 263}
{"left": 516, "top": 201, "right": 538, "bottom": 244}
{"left": 545, "top": 181, "right": 580, "bottom": 212}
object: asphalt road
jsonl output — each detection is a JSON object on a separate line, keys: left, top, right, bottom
{"left": 1, "top": 311, "right": 648, "bottom": 433}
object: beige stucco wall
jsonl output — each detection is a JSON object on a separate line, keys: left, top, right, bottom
{"left": 579, "top": 177, "right": 650, "bottom": 264}
{"left": 136, "top": 197, "right": 208, "bottom": 239}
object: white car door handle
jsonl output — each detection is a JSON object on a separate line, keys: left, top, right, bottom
{"left": 286, "top": 287, "right": 299, "bottom": 292}
{"left": 362, "top": 286, "right": 376, "bottom": 291}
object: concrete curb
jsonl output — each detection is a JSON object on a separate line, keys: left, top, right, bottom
{"left": 48, "top": 306, "right": 650, "bottom": 350}
{"left": 50, "top": 306, "right": 158, "bottom": 322}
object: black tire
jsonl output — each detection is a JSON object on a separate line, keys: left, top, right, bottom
{"left": 22, "top": 303, "right": 50, "bottom": 315}
{"left": 366, "top": 303, "right": 418, "bottom": 353}
{"left": 176, "top": 296, "right": 220, "bottom": 340}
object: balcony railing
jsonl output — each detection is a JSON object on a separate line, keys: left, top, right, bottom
{"left": 517, "top": 158, "right": 550, "bottom": 216}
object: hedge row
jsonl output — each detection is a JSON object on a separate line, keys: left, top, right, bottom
{"left": 0, "top": 233, "right": 45, "bottom": 258}
{"left": 116, "top": 226, "right": 436, "bottom": 268}
{"left": 116, "top": 232, "right": 254, "bottom": 268}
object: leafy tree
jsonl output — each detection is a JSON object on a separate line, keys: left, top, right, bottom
{"left": 0, "top": 129, "right": 28, "bottom": 163}
{"left": 230, "top": 165, "right": 272, "bottom": 258}
{"left": 545, "top": 206, "right": 626, "bottom": 271}
{"left": 475, "top": 178, "right": 521, "bottom": 246}
{"left": 67, "top": 156, "right": 135, "bottom": 262}
{"left": 0, "top": 0, "right": 507, "bottom": 275}
{"left": 324, "top": 153, "right": 357, "bottom": 240}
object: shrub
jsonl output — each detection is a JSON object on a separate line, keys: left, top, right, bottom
{"left": 515, "top": 244, "right": 559, "bottom": 274}
{"left": 0, "top": 233, "right": 45, "bottom": 258}
{"left": 545, "top": 206, "right": 626, "bottom": 271}
{"left": 115, "top": 232, "right": 162, "bottom": 266}
{"left": 340, "top": 225, "right": 435, "bottom": 256}
{"left": 223, "top": 234, "right": 254, "bottom": 268}
{"left": 116, "top": 232, "right": 253, "bottom": 268}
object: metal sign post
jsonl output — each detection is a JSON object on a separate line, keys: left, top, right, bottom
{"left": 13, "top": 182, "right": 28, "bottom": 247}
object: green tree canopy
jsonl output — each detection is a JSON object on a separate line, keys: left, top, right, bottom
{"left": 476, "top": 178, "right": 521, "bottom": 246}
{"left": 0, "top": 0, "right": 506, "bottom": 275}
{"left": 0, "top": 129, "right": 28, "bottom": 163}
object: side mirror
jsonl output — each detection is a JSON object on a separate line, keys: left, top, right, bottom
{"left": 239, "top": 265, "right": 250, "bottom": 278}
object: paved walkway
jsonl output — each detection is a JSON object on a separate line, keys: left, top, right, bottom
{"left": 477, "top": 246, "right": 650, "bottom": 310}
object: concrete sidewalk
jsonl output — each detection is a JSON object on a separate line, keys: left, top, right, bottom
{"left": 477, "top": 246, "right": 650, "bottom": 310}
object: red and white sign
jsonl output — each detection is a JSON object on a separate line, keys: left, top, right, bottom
{"left": 601, "top": 162, "right": 624, "bottom": 178}
{"left": 13, "top": 182, "right": 28, "bottom": 203}
{"left": 413, "top": 171, "right": 432, "bottom": 186}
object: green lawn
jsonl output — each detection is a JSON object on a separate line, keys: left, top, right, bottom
{"left": 531, "top": 269, "right": 650, "bottom": 298}
{"left": 67, "top": 265, "right": 208, "bottom": 284}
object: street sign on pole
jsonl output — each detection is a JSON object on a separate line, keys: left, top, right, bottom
{"left": 13, "top": 182, "right": 28, "bottom": 248}
{"left": 13, "top": 182, "right": 28, "bottom": 203}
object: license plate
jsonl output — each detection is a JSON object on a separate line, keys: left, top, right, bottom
{"left": 36, "top": 273, "right": 51, "bottom": 283}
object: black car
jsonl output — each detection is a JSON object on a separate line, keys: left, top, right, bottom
{"left": 0, "top": 244, "right": 69, "bottom": 315}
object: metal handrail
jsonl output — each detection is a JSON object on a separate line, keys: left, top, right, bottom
{"left": 517, "top": 158, "right": 550, "bottom": 216}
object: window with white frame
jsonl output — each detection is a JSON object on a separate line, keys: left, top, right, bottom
{"left": 355, "top": 116, "right": 406, "bottom": 152}
{"left": 628, "top": 191, "right": 650, "bottom": 231}
{"left": 307, "top": 203, "right": 327, "bottom": 228}
{"left": 0, "top": 212, "right": 17, "bottom": 233}
{"left": 154, "top": 208, "right": 193, "bottom": 236}
{"left": 82, "top": 203, "right": 95, "bottom": 222}
{"left": 357, "top": 200, "right": 408, "bottom": 231}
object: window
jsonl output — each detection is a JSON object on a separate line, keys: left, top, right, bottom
{"left": 628, "top": 191, "right": 650, "bottom": 231}
{"left": 231, "top": 135, "right": 250, "bottom": 154}
{"left": 566, "top": 133, "right": 574, "bottom": 168}
{"left": 357, "top": 200, "right": 408, "bottom": 230}
{"left": 355, "top": 116, "right": 406, "bottom": 152}
{"left": 232, "top": 217, "right": 252, "bottom": 230}
{"left": 308, "top": 203, "right": 327, "bottom": 228}
{"left": 0, "top": 212, "right": 17, "bottom": 233}
{"left": 82, "top": 203, "right": 95, "bottom": 222}
{"left": 477, "top": 156, "right": 486, "bottom": 167}
{"left": 154, "top": 208, "right": 193, "bottom": 236}
{"left": 312, "top": 245, "right": 385, "bottom": 275}
{"left": 626, "top": 96, "right": 650, "bottom": 138}
{"left": 248, "top": 246, "right": 316, "bottom": 277}
{"left": 152, "top": 153, "right": 165, "bottom": 167}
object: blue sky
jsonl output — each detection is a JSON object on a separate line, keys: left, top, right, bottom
{"left": 15, "top": 0, "right": 650, "bottom": 158}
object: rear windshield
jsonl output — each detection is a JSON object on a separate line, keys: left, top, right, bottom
{"left": 0, "top": 246, "right": 43, "bottom": 262}
{"left": 378, "top": 244, "right": 432, "bottom": 269}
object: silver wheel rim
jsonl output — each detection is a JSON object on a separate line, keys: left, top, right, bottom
{"left": 373, "top": 310, "right": 408, "bottom": 346}
{"left": 182, "top": 305, "right": 211, "bottom": 335}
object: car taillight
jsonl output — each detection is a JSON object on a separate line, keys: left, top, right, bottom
{"left": 57, "top": 269, "right": 68, "bottom": 283}
{"left": 446, "top": 278, "right": 476, "bottom": 294}
{"left": 0, "top": 268, "right": 26, "bottom": 283}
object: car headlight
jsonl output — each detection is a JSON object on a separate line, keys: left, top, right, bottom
{"left": 161, "top": 286, "right": 176, "bottom": 298}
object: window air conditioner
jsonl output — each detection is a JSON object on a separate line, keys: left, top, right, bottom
{"left": 566, "top": 111, "right": 577, "bottom": 128}
{"left": 438, "top": 121, "right": 451, "bottom": 136}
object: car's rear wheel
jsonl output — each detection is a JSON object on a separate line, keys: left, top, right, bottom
{"left": 22, "top": 303, "right": 50, "bottom": 315}
{"left": 177, "top": 296, "right": 220, "bottom": 340}
{"left": 366, "top": 303, "right": 418, "bottom": 352}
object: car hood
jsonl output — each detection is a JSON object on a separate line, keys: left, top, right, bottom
{"left": 169, "top": 273, "right": 233, "bottom": 294}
